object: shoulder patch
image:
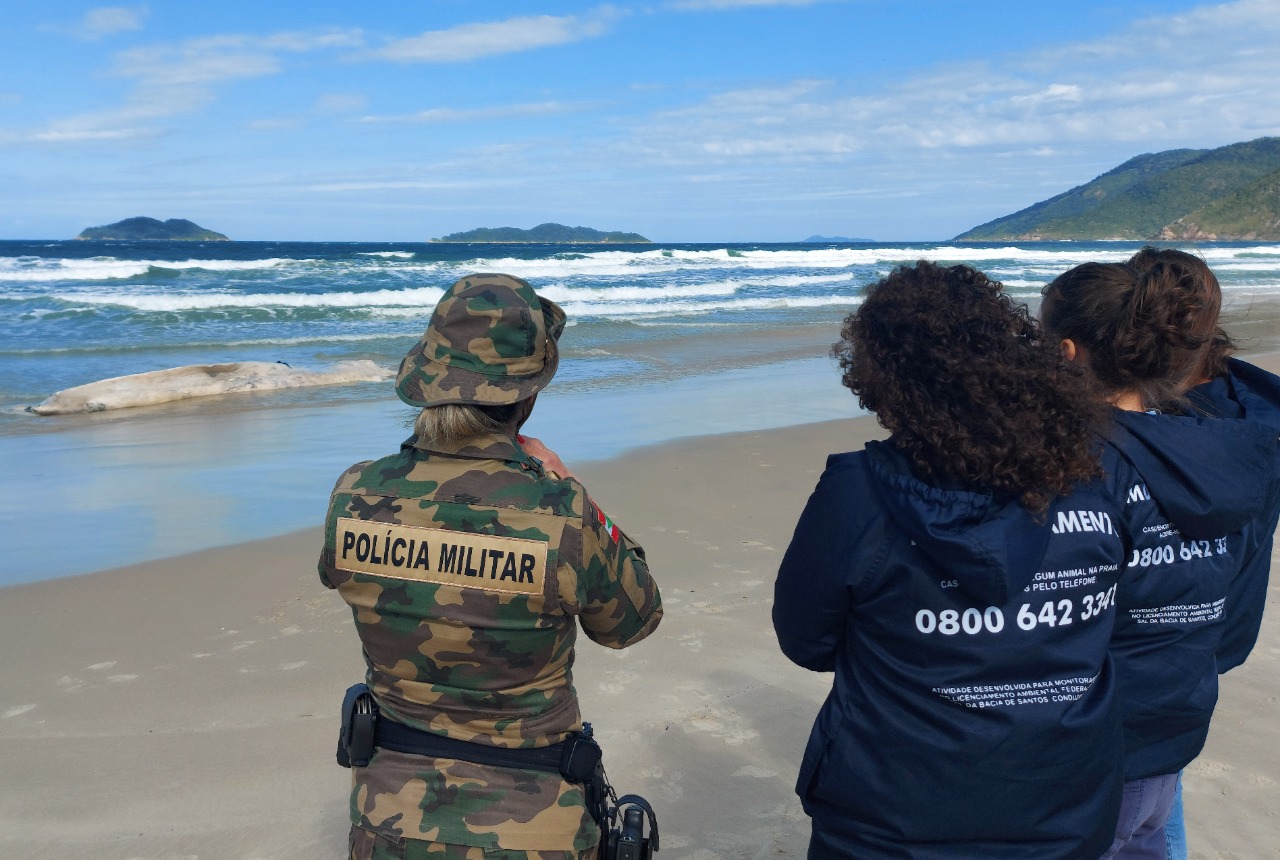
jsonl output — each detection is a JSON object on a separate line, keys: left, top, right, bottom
{"left": 335, "top": 517, "right": 546, "bottom": 595}
{"left": 594, "top": 505, "right": 620, "bottom": 543}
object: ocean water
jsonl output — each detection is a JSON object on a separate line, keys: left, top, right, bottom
{"left": 5, "top": 239, "right": 1280, "bottom": 583}
{"left": 8, "top": 239, "right": 1280, "bottom": 425}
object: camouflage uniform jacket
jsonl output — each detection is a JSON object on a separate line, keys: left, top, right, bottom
{"left": 319, "top": 431, "right": 662, "bottom": 850}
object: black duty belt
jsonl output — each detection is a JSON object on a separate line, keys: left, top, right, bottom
{"left": 337, "top": 682, "right": 602, "bottom": 785}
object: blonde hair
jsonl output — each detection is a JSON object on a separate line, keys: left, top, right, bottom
{"left": 413, "top": 402, "right": 519, "bottom": 448}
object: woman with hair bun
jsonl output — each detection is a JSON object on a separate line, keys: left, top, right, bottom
{"left": 1041, "top": 260, "right": 1219, "bottom": 412}
{"left": 1126, "top": 246, "right": 1280, "bottom": 860}
{"left": 775, "top": 261, "right": 1140, "bottom": 858}
{"left": 1041, "top": 257, "right": 1280, "bottom": 860}
{"left": 1120, "top": 247, "right": 1280, "bottom": 675}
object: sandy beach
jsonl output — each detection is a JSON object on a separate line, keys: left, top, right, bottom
{"left": 6, "top": 0, "right": 1280, "bottom": 849}
{"left": 2, "top": 391, "right": 1280, "bottom": 859}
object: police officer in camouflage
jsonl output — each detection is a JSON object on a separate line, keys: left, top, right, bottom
{"left": 320, "top": 273, "right": 663, "bottom": 860}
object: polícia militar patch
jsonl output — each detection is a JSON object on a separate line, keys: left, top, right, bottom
{"left": 335, "top": 517, "right": 546, "bottom": 595}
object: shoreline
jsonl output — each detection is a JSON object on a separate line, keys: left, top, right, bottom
{"left": 0, "top": 330, "right": 863, "bottom": 585}
{"left": 9, "top": 339, "right": 1280, "bottom": 587}
{"left": 11, "top": 339, "right": 1280, "bottom": 588}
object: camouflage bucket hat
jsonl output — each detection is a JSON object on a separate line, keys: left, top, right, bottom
{"left": 395, "top": 273, "right": 566, "bottom": 408}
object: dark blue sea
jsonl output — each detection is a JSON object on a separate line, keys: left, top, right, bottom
{"left": 5, "top": 239, "right": 1280, "bottom": 583}
{"left": 7, "top": 239, "right": 1280, "bottom": 424}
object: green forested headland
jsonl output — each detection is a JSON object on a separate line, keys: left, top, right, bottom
{"left": 956, "top": 137, "right": 1280, "bottom": 241}
{"left": 77, "top": 217, "right": 230, "bottom": 241}
{"left": 433, "top": 223, "right": 651, "bottom": 243}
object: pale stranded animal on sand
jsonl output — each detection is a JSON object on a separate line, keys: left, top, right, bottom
{"left": 29, "top": 360, "right": 393, "bottom": 415}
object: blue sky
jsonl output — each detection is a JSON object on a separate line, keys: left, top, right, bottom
{"left": 2, "top": 0, "right": 1278, "bottom": 242}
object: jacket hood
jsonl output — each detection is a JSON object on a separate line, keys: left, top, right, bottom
{"left": 1107, "top": 408, "right": 1279, "bottom": 540}
{"left": 1188, "top": 357, "right": 1280, "bottom": 429}
{"left": 864, "top": 440, "right": 1051, "bottom": 605}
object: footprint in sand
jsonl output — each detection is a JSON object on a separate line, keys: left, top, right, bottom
{"left": 2, "top": 704, "right": 37, "bottom": 719}
{"left": 1187, "top": 758, "right": 1233, "bottom": 776}
{"left": 279, "top": 661, "right": 308, "bottom": 671}
{"left": 651, "top": 776, "right": 685, "bottom": 802}
{"left": 87, "top": 661, "right": 117, "bottom": 671}
{"left": 599, "top": 670, "right": 638, "bottom": 696}
{"left": 105, "top": 674, "right": 139, "bottom": 683}
{"left": 679, "top": 631, "right": 705, "bottom": 651}
{"left": 685, "top": 710, "right": 760, "bottom": 746}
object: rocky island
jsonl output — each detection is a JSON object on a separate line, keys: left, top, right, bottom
{"left": 432, "top": 222, "right": 650, "bottom": 243}
{"left": 955, "top": 137, "right": 1280, "bottom": 242}
{"left": 77, "top": 217, "right": 230, "bottom": 241}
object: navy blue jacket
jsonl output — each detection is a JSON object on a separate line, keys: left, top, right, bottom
{"left": 1104, "top": 409, "right": 1280, "bottom": 780}
{"left": 1188, "top": 358, "right": 1280, "bottom": 670}
{"left": 774, "top": 440, "right": 1135, "bottom": 859}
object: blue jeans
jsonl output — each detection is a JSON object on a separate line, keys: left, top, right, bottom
{"left": 1164, "top": 773, "right": 1187, "bottom": 860}
{"left": 1100, "top": 773, "right": 1180, "bottom": 860}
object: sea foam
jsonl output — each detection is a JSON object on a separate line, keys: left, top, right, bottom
{"left": 7, "top": 238, "right": 1280, "bottom": 433}
{"left": 0, "top": 256, "right": 295, "bottom": 283}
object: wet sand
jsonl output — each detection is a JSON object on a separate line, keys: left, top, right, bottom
{"left": 0, "top": 341, "right": 861, "bottom": 584}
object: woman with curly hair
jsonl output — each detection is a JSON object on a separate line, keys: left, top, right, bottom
{"left": 1041, "top": 257, "right": 1280, "bottom": 860}
{"left": 773, "top": 261, "right": 1137, "bottom": 858}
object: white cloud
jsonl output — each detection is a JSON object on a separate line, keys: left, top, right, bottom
{"left": 315, "top": 93, "right": 368, "bottom": 115}
{"left": 359, "top": 101, "right": 581, "bottom": 124}
{"left": 617, "top": 0, "right": 1280, "bottom": 170}
{"left": 31, "top": 127, "right": 152, "bottom": 142}
{"left": 1011, "top": 84, "right": 1083, "bottom": 106}
{"left": 56, "top": 5, "right": 148, "bottom": 40}
{"left": 115, "top": 40, "right": 281, "bottom": 88}
{"left": 450, "top": 0, "right": 1273, "bottom": 238}
{"left": 368, "top": 9, "right": 620, "bottom": 63}
{"left": 3, "top": 29, "right": 366, "bottom": 148}
{"left": 0, "top": 111, "right": 165, "bottom": 145}
{"left": 113, "top": 30, "right": 363, "bottom": 87}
